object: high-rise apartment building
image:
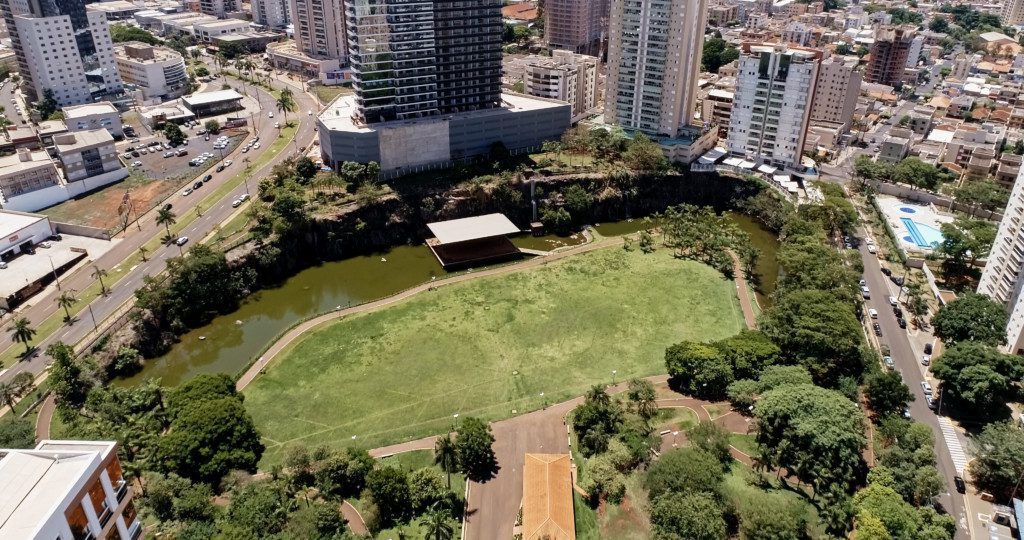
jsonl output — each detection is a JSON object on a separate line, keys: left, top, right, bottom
{"left": 292, "top": 0, "right": 346, "bottom": 63}
{"left": 521, "top": 50, "right": 598, "bottom": 121}
{"left": 978, "top": 170, "right": 1024, "bottom": 353}
{"left": 200, "top": 0, "right": 239, "bottom": 17}
{"left": 0, "top": 440, "right": 141, "bottom": 539}
{"left": 252, "top": 0, "right": 289, "bottom": 28}
{"left": 345, "top": 0, "right": 502, "bottom": 124}
{"left": 810, "top": 55, "right": 861, "bottom": 129}
{"left": 545, "top": 0, "right": 609, "bottom": 55}
{"left": 1004, "top": 0, "right": 1024, "bottom": 26}
{"left": 10, "top": 6, "right": 121, "bottom": 107}
{"left": 605, "top": 0, "right": 709, "bottom": 138}
{"left": 865, "top": 25, "right": 915, "bottom": 86}
{"left": 728, "top": 43, "right": 821, "bottom": 169}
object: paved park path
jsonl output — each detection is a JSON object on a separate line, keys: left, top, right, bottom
{"left": 34, "top": 394, "right": 55, "bottom": 440}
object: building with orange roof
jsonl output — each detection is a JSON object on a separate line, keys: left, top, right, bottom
{"left": 502, "top": 2, "right": 539, "bottom": 22}
{"left": 521, "top": 454, "right": 575, "bottom": 540}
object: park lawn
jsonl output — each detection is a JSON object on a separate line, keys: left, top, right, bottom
{"left": 245, "top": 247, "right": 745, "bottom": 465}
{"left": 720, "top": 463, "right": 825, "bottom": 538}
{"left": 655, "top": 407, "right": 699, "bottom": 431}
{"left": 729, "top": 433, "right": 758, "bottom": 457}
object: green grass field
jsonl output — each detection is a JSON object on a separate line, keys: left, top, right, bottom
{"left": 245, "top": 248, "right": 745, "bottom": 464}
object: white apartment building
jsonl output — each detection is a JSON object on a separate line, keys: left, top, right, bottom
{"left": 115, "top": 42, "right": 188, "bottom": 101}
{"left": 13, "top": 10, "right": 122, "bottom": 107}
{"left": 0, "top": 441, "right": 140, "bottom": 540}
{"left": 605, "top": 0, "right": 708, "bottom": 138}
{"left": 63, "top": 102, "right": 124, "bottom": 138}
{"left": 200, "top": 0, "right": 239, "bottom": 18}
{"left": 1004, "top": 0, "right": 1024, "bottom": 26}
{"left": 291, "top": 0, "right": 346, "bottom": 62}
{"left": 810, "top": 55, "right": 861, "bottom": 129}
{"left": 252, "top": 0, "right": 289, "bottom": 28}
{"left": 193, "top": 19, "right": 248, "bottom": 41}
{"left": 521, "top": 50, "right": 598, "bottom": 122}
{"left": 978, "top": 168, "right": 1024, "bottom": 354}
{"left": 728, "top": 43, "right": 821, "bottom": 169}
{"left": 53, "top": 129, "right": 126, "bottom": 184}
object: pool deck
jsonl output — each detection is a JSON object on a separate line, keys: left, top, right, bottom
{"left": 876, "top": 196, "right": 953, "bottom": 252}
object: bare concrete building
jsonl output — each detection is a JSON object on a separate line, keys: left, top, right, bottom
{"left": 810, "top": 55, "right": 861, "bottom": 129}
{"left": 545, "top": 0, "right": 608, "bottom": 55}
{"left": 866, "top": 26, "right": 916, "bottom": 86}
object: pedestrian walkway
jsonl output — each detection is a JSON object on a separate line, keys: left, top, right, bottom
{"left": 938, "top": 416, "right": 968, "bottom": 474}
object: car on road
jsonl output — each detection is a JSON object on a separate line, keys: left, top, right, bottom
{"left": 884, "top": 356, "right": 894, "bottom": 368}
{"left": 867, "top": 244, "right": 877, "bottom": 254}
{"left": 869, "top": 308, "right": 878, "bottom": 318}
{"left": 182, "top": 188, "right": 192, "bottom": 196}
{"left": 954, "top": 475, "right": 966, "bottom": 493}
{"left": 216, "top": 164, "right": 226, "bottom": 172}
{"left": 926, "top": 395, "right": 937, "bottom": 409}
{"left": 204, "top": 135, "right": 210, "bottom": 141}
{"left": 921, "top": 354, "right": 930, "bottom": 366}
{"left": 253, "top": 142, "right": 261, "bottom": 149}
{"left": 897, "top": 318, "right": 907, "bottom": 329}
{"left": 859, "top": 279, "right": 866, "bottom": 286}
{"left": 888, "top": 296, "right": 898, "bottom": 306}
{"left": 308, "top": 110, "right": 313, "bottom": 116}
{"left": 238, "top": 193, "right": 250, "bottom": 203}
{"left": 203, "top": 174, "right": 213, "bottom": 182}
{"left": 224, "top": 159, "right": 233, "bottom": 166}
{"left": 880, "top": 267, "right": 892, "bottom": 276}
{"left": 873, "top": 323, "right": 882, "bottom": 336}
{"left": 268, "top": 111, "right": 274, "bottom": 118}
{"left": 38, "top": 241, "right": 51, "bottom": 248}
{"left": 193, "top": 180, "right": 203, "bottom": 189}
{"left": 861, "top": 285, "right": 870, "bottom": 299}
{"left": 0, "top": 261, "right": 6, "bottom": 270}
{"left": 175, "top": 236, "right": 189, "bottom": 246}
{"left": 921, "top": 381, "right": 932, "bottom": 396}
{"left": 241, "top": 146, "right": 249, "bottom": 153}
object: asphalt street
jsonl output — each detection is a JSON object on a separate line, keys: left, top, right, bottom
{"left": 0, "top": 73, "right": 319, "bottom": 384}
{"left": 857, "top": 234, "right": 971, "bottom": 538}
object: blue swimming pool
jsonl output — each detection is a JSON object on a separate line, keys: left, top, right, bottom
{"left": 900, "top": 218, "right": 944, "bottom": 248}
{"left": 899, "top": 207, "right": 918, "bottom": 214}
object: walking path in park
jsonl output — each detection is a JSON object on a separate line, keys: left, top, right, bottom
{"left": 236, "top": 239, "right": 758, "bottom": 392}
{"left": 34, "top": 394, "right": 55, "bottom": 440}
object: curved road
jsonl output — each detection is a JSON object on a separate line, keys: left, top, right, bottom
{"left": 0, "top": 74, "right": 319, "bottom": 386}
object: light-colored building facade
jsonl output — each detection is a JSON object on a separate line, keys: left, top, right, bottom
{"left": 703, "top": 89, "right": 734, "bottom": 138}
{"left": 193, "top": 18, "right": 248, "bottom": 41}
{"left": 252, "top": 0, "right": 289, "bottom": 28}
{"left": 605, "top": 0, "right": 708, "bottom": 139}
{"left": 0, "top": 149, "right": 62, "bottom": 209}
{"left": 810, "top": 55, "right": 861, "bottom": 129}
{"left": 979, "top": 166, "right": 1024, "bottom": 353}
{"left": 63, "top": 102, "right": 124, "bottom": 138}
{"left": 544, "top": 0, "right": 608, "bottom": 55}
{"left": 200, "top": 0, "right": 239, "bottom": 18}
{"left": 1003, "top": 0, "right": 1024, "bottom": 26}
{"left": 53, "top": 129, "right": 125, "bottom": 184}
{"left": 115, "top": 42, "right": 188, "bottom": 101}
{"left": 12, "top": 9, "right": 122, "bottom": 106}
{"left": 521, "top": 50, "right": 598, "bottom": 122}
{"left": 728, "top": 43, "right": 821, "bottom": 169}
{"left": 291, "top": 0, "right": 346, "bottom": 63}
{"left": 0, "top": 440, "right": 140, "bottom": 540}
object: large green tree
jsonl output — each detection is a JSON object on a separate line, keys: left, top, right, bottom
{"left": 701, "top": 37, "right": 739, "bottom": 73}
{"left": 932, "top": 292, "right": 1008, "bottom": 346}
{"left": 157, "top": 396, "right": 264, "bottom": 484}
{"left": 46, "top": 341, "right": 88, "bottom": 410}
{"left": 714, "top": 329, "right": 781, "bottom": 380}
{"left": 665, "top": 341, "right": 733, "bottom": 398}
{"left": 571, "top": 385, "right": 624, "bottom": 456}
{"left": 649, "top": 492, "right": 727, "bottom": 540}
{"left": 970, "top": 421, "right": 1024, "bottom": 501}
{"left": 736, "top": 490, "right": 809, "bottom": 539}
{"left": 931, "top": 341, "right": 1023, "bottom": 414}
{"left": 163, "top": 122, "right": 186, "bottom": 146}
{"left": 865, "top": 371, "right": 914, "bottom": 417}
{"left": 454, "top": 416, "right": 497, "bottom": 481}
{"left": 755, "top": 384, "right": 866, "bottom": 494}
{"left": 0, "top": 418, "right": 35, "bottom": 448}
{"left": 221, "top": 480, "right": 294, "bottom": 537}
{"left": 645, "top": 448, "right": 724, "bottom": 501}
{"left": 366, "top": 466, "right": 411, "bottom": 528}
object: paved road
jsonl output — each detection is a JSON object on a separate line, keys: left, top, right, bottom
{"left": 0, "top": 77, "right": 319, "bottom": 384}
{"left": 857, "top": 232, "right": 970, "bottom": 538}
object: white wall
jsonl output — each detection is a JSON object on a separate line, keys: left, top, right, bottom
{"left": 2, "top": 168, "right": 129, "bottom": 213}
{"left": 0, "top": 214, "right": 52, "bottom": 254}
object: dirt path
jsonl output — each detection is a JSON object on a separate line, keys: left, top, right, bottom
{"left": 730, "top": 251, "right": 758, "bottom": 329}
{"left": 35, "top": 394, "right": 55, "bottom": 440}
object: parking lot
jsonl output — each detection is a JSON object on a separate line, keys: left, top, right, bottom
{"left": 120, "top": 131, "right": 245, "bottom": 182}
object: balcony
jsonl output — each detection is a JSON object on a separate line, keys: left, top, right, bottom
{"left": 115, "top": 480, "right": 129, "bottom": 503}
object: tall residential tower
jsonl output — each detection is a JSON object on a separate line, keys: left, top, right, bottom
{"left": 978, "top": 169, "right": 1024, "bottom": 353}
{"left": 545, "top": 0, "right": 609, "bottom": 55}
{"left": 292, "top": 0, "right": 346, "bottom": 62}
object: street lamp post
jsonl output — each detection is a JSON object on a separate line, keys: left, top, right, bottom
{"left": 48, "top": 255, "right": 60, "bottom": 290}
{"left": 87, "top": 304, "right": 98, "bottom": 331}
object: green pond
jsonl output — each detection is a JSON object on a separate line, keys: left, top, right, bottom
{"left": 120, "top": 215, "right": 778, "bottom": 387}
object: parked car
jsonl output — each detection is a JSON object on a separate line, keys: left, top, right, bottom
{"left": 131, "top": 160, "right": 142, "bottom": 167}
{"left": 954, "top": 476, "right": 966, "bottom": 493}
{"left": 884, "top": 356, "right": 894, "bottom": 368}
{"left": 38, "top": 241, "right": 51, "bottom": 248}
{"left": 921, "top": 355, "right": 931, "bottom": 366}
{"left": 880, "top": 267, "right": 892, "bottom": 276}
{"left": 131, "top": 151, "right": 140, "bottom": 157}
{"left": 176, "top": 149, "right": 188, "bottom": 156}
{"left": 0, "top": 261, "right": 6, "bottom": 270}
{"left": 175, "top": 236, "right": 189, "bottom": 246}
{"left": 224, "top": 159, "right": 233, "bottom": 166}
{"left": 274, "top": 122, "right": 280, "bottom": 129}
{"left": 216, "top": 164, "right": 226, "bottom": 172}
{"left": 238, "top": 193, "right": 250, "bottom": 203}
{"left": 888, "top": 296, "right": 898, "bottom": 306}
{"left": 921, "top": 381, "right": 932, "bottom": 396}
{"left": 192, "top": 180, "right": 203, "bottom": 189}
{"left": 873, "top": 323, "right": 882, "bottom": 336}
{"left": 893, "top": 305, "right": 903, "bottom": 317}
{"left": 861, "top": 285, "right": 870, "bottom": 299}
{"left": 897, "top": 318, "right": 907, "bottom": 329}
{"left": 204, "top": 135, "right": 210, "bottom": 141}
{"left": 232, "top": 198, "right": 243, "bottom": 208}
{"left": 49, "top": 234, "right": 62, "bottom": 241}
{"left": 869, "top": 308, "right": 878, "bottom": 319}
{"left": 268, "top": 111, "right": 274, "bottom": 118}
{"left": 926, "top": 395, "right": 937, "bottom": 409}
{"left": 924, "top": 342, "right": 933, "bottom": 355}
{"left": 182, "top": 188, "right": 193, "bottom": 197}
{"left": 203, "top": 174, "right": 212, "bottom": 182}
{"left": 867, "top": 244, "right": 877, "bottom": 254}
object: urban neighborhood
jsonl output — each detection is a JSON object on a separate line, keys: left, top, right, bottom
{"left": 5, "top": 0, "right": 1024, "bottom": 539}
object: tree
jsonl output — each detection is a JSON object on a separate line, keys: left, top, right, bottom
{"left": 937, "top": 220, "right": 997, "bottom": 286}
{"left": 623, "top": 133, "right": 669, "bottom": 171}
{"left": 540, "top": 206, "right": 573, "bottom": 235}
{"left": 409, "top": 468, "right": 449, "bottom": 514}
{"left": 892, "top": 158, "right": 942, "bottom": 190}
{"left": 932, "top": 292, "right": 1008, "bottom": 346}
{"left": 91, "top": 265, "right": 109, "bottom": 296}
{"left": 434, "top": 433, "right": 458, "bottom": 490}
{"left": 952, "top": 180, "right": 1009, "bottom": 217}
{"left": 423, "top": 504, "right": 455, "bottom": 540}
{"left": 366, "top": 466, "right": 411, "bottom": 528}
{"left": 165, "top": 373, "right": 237, "bottom": 418}
{"left": 645, "top": 448, "right": 724, "bottom": 500}
{"left": 276, "top": 88, "right": 297, "bottom": 124}
{"left": 626, "top": 378, "right": 657, "bottom": 420}
{"left": 865, "top": 371, "right": 914, "bottom": 417}
{"left": 756, "top": 365, "right": 814, "bottom": 392}
{"left": 163, "top": 122, "right": 186, "bottom": 146}
{"left": 649, "top": 492, "right": 727, "bottom": 540}
{"left": 55, "top": 290, "right": 77, "bottom": 322}
{"left": 223, "top": 480, "right": 293, "bottom": 537}
{"left": 46, "top": 341, "right": 87, "bottom": 409}
{"left": 9, "top": 317, "right": 35, "bottom": 354}
{"left": 0, "top": 418, "right": 35, "bottom": 448}
{"left": 35, "top": 89, "right": 58, "bottom": 120}
{"left": 454, "top": 416, "right": 497, "bottom": 481}
{"left": 685, "top": 421, "right": 732, "bottom": 466}
{"left": 572, "top": 385, "right": 624, "bottom": 456}
{"left": 0, "top": 381, "right": 19, "bottom": 412}
{"left": 737, "top": 490, "right": 809, "bottom": 540}
{"left": 929, "top": 17, "right": 950, "bottom": 33}
{"left": 157, "top": 396, "right": 264, "bottom": 484}
{"left": 314, "top": 447, "right": 374, "bottom": 498}
{"left": 853, "top": 511, "right": 893, "bottom": 540}
{"left": 726, "top": 379, "right": 758, "bottom": 411}
{"left": 755, "top": 384, "right": 866, "bottom": 494}
{"left": 109, "top": 23, "right": 161, "bottom": 45}
{"left": 204, "top": 119, "right": 220, "bottom": 133}
{"left": 295, "top": 156, "right": 319, "bottom": 181}
{"left": 665, "top": 341, "right": 733, "bottom": 399}
{"left": 701, "top": 37, "right": 739, "bottom": 73}
{"left": 562, "top": 184, "right": 594, "bottom": 223}
{"left": 714, "top": 329, "right": 781, "bottom": 380}
{"left": 853, "top": 483, "right": 921, "bottom": 540}
{"left": 932, "top": 342, "right": 1024, "bottom": 415}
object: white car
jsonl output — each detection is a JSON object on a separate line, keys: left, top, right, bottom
{"left": 224, "top": 159, "right": 233, "bottom": 166}
{"left": 242, "top": 147, "right": 249, "bottom": 153}
{"left": 888, "top": 296, "right": 898, "bottom": 306}
{"left": 174, "top": 236, "right": 189, "bottom": 246}
{"left": 307, "top": 110, "right": 313, "bottom": 116}
{"left": 867, "top": 244, "right": 877, "bottom": 254}
{"left": 253, "top": 142, "right": 261, "bottom": 149}
{"left": 268, "top": 112, "right": 274, "bottom": 118}
{"left": 868, "top": 308, "right": 878, "bottom": 319}
{"left": 274, "top": 122, "right": 280, "bottom": 129}
{"left": 131, "top": 160, "right": 142, "bottom": 167}
{"left": 921, "top": 355, "right": 931, "bottom": 366}
{"left": 238, "top": 193, "right": 250, "bottom": 203}
{"left": 182, "top": 188, "right": 193, "bottom": 196}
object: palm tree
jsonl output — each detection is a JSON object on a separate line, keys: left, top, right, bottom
{"left": 91, "top": 265, "right": 109, "bottom": 296}
{"left": 422, "top": 505, "right": 454, "bottom": 540}
{"left": 276, "top": 88, "right": 296, "bottom": 125}
{"left": 434, "top": 433, "right": 458, "bottom": 490}
{"left": 55, "top": 290, "right": 77, "bottom": 322}
{"left": 156, "top": 207, "right": 177, "bottom": 240}
{"left": 139, "top": 245, "right": 149, "bottom": 262}
{"left": 10, "top": 317, "right": 35, "bottom": 354}
{"left": 0, "top": 381, "right": 18, "bottom": 412}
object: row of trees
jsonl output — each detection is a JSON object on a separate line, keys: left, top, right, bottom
{"left": 854, "top": 155, "right": 957, "bottom": 191}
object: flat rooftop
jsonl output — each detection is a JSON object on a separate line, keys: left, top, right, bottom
{"left": 0, "top": 210, "right": 46, "bottom": 237}
{"left": 63, "top": 102, "right": 118, "bottom": 119}
{"left": 183, "top": 89, "right": 244, "bottom": 106}
{"left": 427, "top": 213, "right": 520, "bottom": 245}
{"left": 0, "top": 234, "right": 114, "bottom": 298}
{"left": 319, "top": 93, "right": 566, "bottom": 133}
{"left": 0, "top": 151, "right": 57, "bottom": 176}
